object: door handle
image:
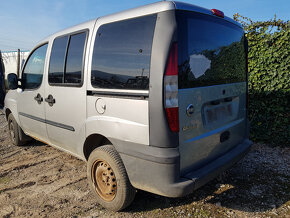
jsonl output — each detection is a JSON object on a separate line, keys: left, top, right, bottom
{"left": 34, "top": 93, "right": 43, "bottom": 104}
{"left": 45, "top": 94, "right": 55, "bottom": 106}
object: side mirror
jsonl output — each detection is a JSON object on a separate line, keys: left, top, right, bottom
{"left": 7, "top": 73, "right": 19, "bottom": 90}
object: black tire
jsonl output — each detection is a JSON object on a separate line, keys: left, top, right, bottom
{"left": 87, "top": 145, "right": 136, "bottom": 211}
{"left": 8, "top": 113, "right": 24, "bottom": 146}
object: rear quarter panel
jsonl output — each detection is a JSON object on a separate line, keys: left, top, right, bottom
{"left": 86, "top": 95, "right": 149, "bottom": 145}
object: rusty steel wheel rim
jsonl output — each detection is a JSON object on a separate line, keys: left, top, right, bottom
{"left": 92, "top": 159, "right": 117, "bottom": 202}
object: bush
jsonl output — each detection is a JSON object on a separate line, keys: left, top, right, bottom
{"left": 234, "top": 14, "right": 290, "bottom": 146}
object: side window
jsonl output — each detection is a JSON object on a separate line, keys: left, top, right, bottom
{"left": 22, "top": 44, "right": 48, "bottom": 89}
{"left": 48, "top": 32, "right": 87, "bottom": 86}
{"left": 48, "top": 36, "right": 68, "bottom": 83}
{"left": 65, "top": 33, "right": 86, "bottom": 83}
{"left": 91, "top": 14, "right": 157, "bottom": 90}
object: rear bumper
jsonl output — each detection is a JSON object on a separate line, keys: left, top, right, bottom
{"left": 183, "top": 139, "right": 252, "bottom": 191}
{"left": 118, "top": 139, "right": 252, "bottom": 197}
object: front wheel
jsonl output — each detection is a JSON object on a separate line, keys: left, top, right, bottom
{"left": 8, "top": 113, "right": 24, "bottom": 146}
{"left": 87, "top": 145, "right": 136, "bottom": 211}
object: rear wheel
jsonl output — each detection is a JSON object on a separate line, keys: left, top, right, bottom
{"left": 87, "top": 145, "right": 136, "bottom": 211}
{"left": 8, "top": 113, "right": 24, "bottom": 146}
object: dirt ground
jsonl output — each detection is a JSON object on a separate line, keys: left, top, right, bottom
{"left": 0, "top": 110, "right": 289, "bottom": 218}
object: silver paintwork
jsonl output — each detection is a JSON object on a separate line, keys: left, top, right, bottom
{"left": 178, "top": 82, "right": 247, "bottom": 174}
{"left": 4, "top": 1, "right": 248, "bottom": 197}
{"left": 148, "top": 10, "right": 179, "bottom": 148}
{"left": 173, "top": 1, "right": 242, "bottom": 27}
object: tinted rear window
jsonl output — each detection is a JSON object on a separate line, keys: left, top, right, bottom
{"left": 91, "top": 14, "right": 156, "bottom": 90}
{"left": 177, "top": 11, "right": 246, "bottom": 89}
{"left": 65, "top": 32, "right": 86, "bottom": 84}
{"left": 49, "top": 36, "right": 68, "bottom": 83}
{"left": 48, "top": 32, "right": 87, "bottom": 85}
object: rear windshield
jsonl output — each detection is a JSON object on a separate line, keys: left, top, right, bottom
{"left": 177, "top": 11, "right": 246, "bottom": 89}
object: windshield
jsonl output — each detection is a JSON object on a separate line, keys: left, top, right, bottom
{"left": 177, "top": 11, "right": 246, "bottom": 89}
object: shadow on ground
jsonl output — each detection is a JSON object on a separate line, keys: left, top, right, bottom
{"left": 125, "top": 155, "right": 289, "bottom": 213}
{"left": 21, "top": 140, "right": 46, "bottom": 148}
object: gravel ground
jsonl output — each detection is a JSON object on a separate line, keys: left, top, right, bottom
{"left": 0, "top": 110, "right": 289, "bottom": 217}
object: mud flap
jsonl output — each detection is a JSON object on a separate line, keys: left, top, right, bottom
{"left": 18, "top": 126, "right": 32, "bottom": 142}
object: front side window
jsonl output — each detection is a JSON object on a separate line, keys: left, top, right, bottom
{"left": 91, "top": 14, "right": 157, "bottom": 90}
{"left": 48, "top": 32, "right": 87, "bottom": 85}
{"left": 22, "top": 44, "right": 48, "bottom": 89}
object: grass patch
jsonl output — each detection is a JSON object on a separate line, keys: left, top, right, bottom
{"left": 0, "top": 176, "right": 11, "bottom": 184}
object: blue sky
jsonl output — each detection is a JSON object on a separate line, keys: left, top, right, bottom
{"left": 1, "top": 0, "right": 289, "bottom": 51}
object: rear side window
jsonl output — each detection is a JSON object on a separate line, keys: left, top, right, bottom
{"left": 177, "top": 11, "right": 246, "bottom": 89}
{"left": 91, "top": 14, "right": 157, "bottom": 90}
{"left": 48, "top": 36, "right": 68, "bottom": 83}
{"left": 48, "top": 32, "right": 87, "bottom": 86}
{"left": 65, "top": 33, "right": 86, "bottom": 83}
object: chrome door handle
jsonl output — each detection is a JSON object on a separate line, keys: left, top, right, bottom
{"left": 34, "top": 93, "right": 43, "bottom": 104}
{"left": 45, "top": 94, "right": 55, "bottom": 106}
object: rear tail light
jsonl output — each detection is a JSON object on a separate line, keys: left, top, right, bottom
{"left": 164, "top": 43, "right": 179, "bottom": 132}
{"left": 211, "top": 9, "right": 224, "bottom": 18}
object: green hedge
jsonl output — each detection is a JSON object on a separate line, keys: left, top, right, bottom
{"left": 234, "top": 14, "right": 290, "bottom": 146}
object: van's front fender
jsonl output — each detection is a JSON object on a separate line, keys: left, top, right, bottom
{"left": 4, "top": 90, "right": 20, "bottom": 124}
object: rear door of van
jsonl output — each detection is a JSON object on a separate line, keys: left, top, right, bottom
{"left": 176, "top": 11, "right": 248, "bottom": 175}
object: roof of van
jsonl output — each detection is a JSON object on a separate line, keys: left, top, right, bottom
{"left": 38, "top": 1, "right": 241, "bottom": 47}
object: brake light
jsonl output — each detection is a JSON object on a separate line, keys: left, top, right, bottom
{"left": 211, "top": 9, "right": 224, "bottom": 18}
{"left": 164, "top": 43, "right": 179, "bottom": 132}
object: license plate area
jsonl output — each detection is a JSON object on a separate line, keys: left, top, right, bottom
{"left": 203, "top": 97, "right": 239, "bottom": 126}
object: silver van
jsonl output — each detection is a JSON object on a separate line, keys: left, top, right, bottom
{"left": 4, "top": 1, "right": 252, "bottom": 211}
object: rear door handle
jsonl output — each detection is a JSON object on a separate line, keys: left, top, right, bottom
{"left": 34, "top": 93, "right": 43, "bottom": 104}
{"left": 45, "top": 94, "right": 55, "bottom": 106}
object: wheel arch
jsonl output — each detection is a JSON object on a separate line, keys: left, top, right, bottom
{"left": 5, "top": 108, "right": 12, "bottom": 121}
{"left": 83, "top": 133, "right": 113, "bottom": 160}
